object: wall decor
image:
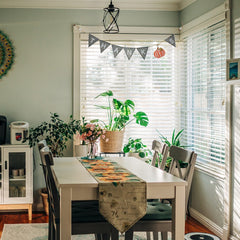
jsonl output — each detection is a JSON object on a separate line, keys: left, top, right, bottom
{"left": 227, "top": 58, "right": 240, "bottom": 81}
{"left": 88, "top": 33, "right": 176, "bottom": 60}
{"left": 0, "top": 30, "right": 15, "bottom": 79}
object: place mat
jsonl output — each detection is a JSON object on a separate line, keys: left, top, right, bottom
{"left": 79, "top": 158, "right": 146, "bottom": 233}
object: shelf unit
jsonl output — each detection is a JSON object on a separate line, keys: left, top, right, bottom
{"left": 0, "top": 145, "right": 33, "bottom": 220}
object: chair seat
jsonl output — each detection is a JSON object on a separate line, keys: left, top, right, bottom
{"left": 55, "top": 201, "right": 106, "bottom": 224}
{"left": 142, "top": 202, "right": 172, "bottom": 221}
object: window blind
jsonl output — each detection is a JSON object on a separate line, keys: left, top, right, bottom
{"left": 179, "top": 21, "right": 226, "bottom": 172}
{"left": 79, "top": 40, "right": 179, "bottom": 148}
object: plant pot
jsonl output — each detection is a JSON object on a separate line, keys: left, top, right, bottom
{"left": 128, "top": 152, "right": 145, "bottom": 161}
{"left": 100, "top": 130, "right": 124, "bottom": 153}
{"left": 75, "top": 144, "right": 88, "bottom": 157}
{"left": 40, "top": 188, "right": 49, "bottom": 215}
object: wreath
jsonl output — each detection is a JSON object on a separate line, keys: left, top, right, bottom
{"left": 0, "top": 30, "right": 14, "bottom": 79}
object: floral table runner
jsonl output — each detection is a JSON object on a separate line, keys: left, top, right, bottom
{"left": 79, "top": 158, "right": 146, "bottom": 233}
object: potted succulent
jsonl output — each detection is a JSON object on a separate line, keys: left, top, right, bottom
{"left": 93, "top": 90, "right": 149, "bottom": 153}
{"left": 123, "top": 137, "right": 152, "bottom": 160}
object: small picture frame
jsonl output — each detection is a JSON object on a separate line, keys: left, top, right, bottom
{"left": 227, "top": 58, "right": 240, "bottom": 81}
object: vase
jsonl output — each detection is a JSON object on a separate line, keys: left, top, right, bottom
{"left": 88, "top": 141, "right": 98, "bottom": 159}
{"left": 74, "top": 144, "right": 88, "bottom": 157}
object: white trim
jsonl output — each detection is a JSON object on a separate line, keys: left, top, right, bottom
{"left": 189, "top": 207, "right": 223, "bottom": 239}
{"left": 0, "top": 0, "right": 193, "bottom": 11}
{"left": 179, "top": 0, "right": 196, "bottom": 10}
{"left": 180, "top": 4, "right": 225, "bottom": 38}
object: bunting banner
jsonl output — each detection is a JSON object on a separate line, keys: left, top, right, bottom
{"left": 124, "top": 47, "right": 135, "bottom": 60}
{"left": 100, "top": 40, "right": 110, "bottom": 53}
{"left": 88, "top": 34, "right": 176, "bottom": 60}
{"left": 88, "top": 34, "right": 99, "bottom": 47}
{"left": 137, "top": 47, "right": 148, "bottom": 60}
{"left": 164, "top": 34, "right": 176, "bottom": 47}
{"left": 112, "top": 44, "right": 123, "bottom": 58}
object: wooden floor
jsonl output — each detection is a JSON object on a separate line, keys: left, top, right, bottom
{"left": 0, "top": 212, "right": 215, "bottom": 239}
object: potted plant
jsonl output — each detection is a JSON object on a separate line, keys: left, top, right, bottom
{"left": 156, "top": 128, "right": 189, "bottom": 172}
{"left": 94, "top": 90, "right": 149, "bottom": 153}
{"left": 24, "top": 112, "right": 81, "bottom": 157}
{"left": 123, "top": 137, "right": 152, "bottom": 160}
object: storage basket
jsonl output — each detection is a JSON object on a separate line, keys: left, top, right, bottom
{"left": 100, "top": 130, "right": 124, "bottom": 153}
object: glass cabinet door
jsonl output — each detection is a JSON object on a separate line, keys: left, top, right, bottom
{"left": 3, "top": 147, "right": 32, "bottom": 204}
{"left": 8, "top": 152, "right": 26, "bottom": 198}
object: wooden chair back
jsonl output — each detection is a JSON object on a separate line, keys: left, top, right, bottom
{"left": 168, "top": 145, "right": 197, "bottom": 211}
{"left": 151, "top": 140, "right": 169, "bottom": 170}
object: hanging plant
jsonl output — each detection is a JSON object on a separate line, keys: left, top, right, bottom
{"left": 154, "top": 47, "right": 165, "bottom": 58}
{"left": 0, "top": 30, "right": 15, "bottom": 79}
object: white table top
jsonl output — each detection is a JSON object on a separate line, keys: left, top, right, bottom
{"left": 52, "top": 156, "right": 186, "bottom": 190}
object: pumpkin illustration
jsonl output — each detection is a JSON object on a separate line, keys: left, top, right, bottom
{"left": 154, "top": 47, "right": 165, "bottom": 58}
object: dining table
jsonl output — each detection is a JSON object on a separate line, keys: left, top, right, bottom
{"left": 51, "top": 156, "right": 187, "bottom": 240}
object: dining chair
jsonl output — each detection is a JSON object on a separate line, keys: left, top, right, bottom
{"left": 124, "top": 145, "right": 197, "bottom": 240}
{"left": 39, "top": 146, "right": 119, "bottom": 240}
{"left": 151, "top": 140, "right": 169, "bottom": 170}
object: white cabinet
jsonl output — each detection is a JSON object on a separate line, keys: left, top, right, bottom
{"left": 0, "top": 145, "right": 33, "bottom": 220}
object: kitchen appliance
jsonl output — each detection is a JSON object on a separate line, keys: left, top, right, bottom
{"left": 0, "top": 115, "right": 7, "bottom": 145}
{"left": 10, "top": 121, "right": 29, "bottom": 144}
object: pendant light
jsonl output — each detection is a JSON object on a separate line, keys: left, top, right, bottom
{"left": 103, "top": 0, "right": 120, "bottom": 33}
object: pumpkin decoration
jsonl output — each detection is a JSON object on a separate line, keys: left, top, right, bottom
{"left": 154, "top": 47, "right": 165, "bottom": 58}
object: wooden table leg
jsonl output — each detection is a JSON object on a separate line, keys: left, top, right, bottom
{"left": 60, "top": 188, "right": 71, "bottom": 240}
{"left": 28, "top": 204, "right": 32, "bottom": 221}
{"left": 172, "top": 185, "right": 185, "bottom": 240}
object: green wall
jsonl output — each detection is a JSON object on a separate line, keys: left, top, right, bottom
{"left": 0, "top": 8, "right": 179, "bottom": 208}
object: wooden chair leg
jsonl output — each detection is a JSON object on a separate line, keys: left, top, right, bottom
{"left": 146, "top": 232, "right": 151, "bottom": 240}
{"left": 125, "top": 229, "right": 133, "bottom": 240}
{"left": 111, "top": 227, "right": 119, "bottom": 240}
{"left": 102, "top": 233, "right": 111, "bottom": 240}
{"left": 95, "top": 233, "right": 102, "bottom": 240}
{"left": 161, "top": 232, "right": 168, "bottom": 240}
{"left": 153, "top": 231, "right": 158, "bottom": 240}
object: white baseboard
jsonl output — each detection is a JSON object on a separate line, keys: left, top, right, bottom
{"left": 189, "top": 207, "right": 223, "bottom": 239}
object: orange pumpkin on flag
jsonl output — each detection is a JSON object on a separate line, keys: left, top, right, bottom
{"left": 154, "top": 47, "right": 165, "bottom": 58}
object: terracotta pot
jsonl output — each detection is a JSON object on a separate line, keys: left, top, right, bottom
{"left": 100, "top": 130, "right": 124, "bottom": 153}
{"left": 40, "top": 188, "right": 49, "bottom": 215}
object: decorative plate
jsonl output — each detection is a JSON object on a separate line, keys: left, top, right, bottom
{"left": 0, "top": 30, "right": 14, "bottom": 79}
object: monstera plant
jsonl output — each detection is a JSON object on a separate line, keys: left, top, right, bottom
{"left": 93, "top": 90, "right": 149, "bottom": 153}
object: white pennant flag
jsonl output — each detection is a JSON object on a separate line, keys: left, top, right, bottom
{"left": 88, "top": 34, "right": 99, "bottom": 47}
{"left": 112, "top": 45, "right": 123, "bottom": 58}
{"left": 165, "top": 34, "right": 176, "bottom": 47}
{"left": 124, "top": 47, "right": 135, "bottom": 60}
{"left": 137, "top": 47, "right": 149, "bottom": 60}
{"left": 100, "top": 40, "right": 110, "bottom": 53}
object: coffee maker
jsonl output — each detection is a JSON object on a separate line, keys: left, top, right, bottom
{"left": 0, "top": 115, "right": 7, "bottom": 145}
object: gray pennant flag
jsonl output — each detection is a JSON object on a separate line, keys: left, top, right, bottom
{"left": 137, "top": 47, "right": 149, "bottom": 60}
{"left": 124, "top": 47, "right": 135, "bottom": 60}
{"left": 100, "top": 40, "right": 110, "bottom": 53}
{"left": 165, "top": 34, "right": 176, "bottom": 47}
{"left": 112, "top": 45, "right": 123, "bottom": 58}
{"left": 88, "top": 34, "right": 99, "bottom": 47}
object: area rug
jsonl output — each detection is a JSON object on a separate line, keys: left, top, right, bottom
{"left": 1, "top": 223, "right": 171, "bottom": 240}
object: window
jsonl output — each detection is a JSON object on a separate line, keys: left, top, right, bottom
{"left": 78, "top": 36, "right": 180, "bottom": 147}
{"left": 179, "top": 21, "right": 226, "bottom": 174}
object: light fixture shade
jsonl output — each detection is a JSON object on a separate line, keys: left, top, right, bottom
{"left": 103, "top": 1, "right": 120, "bottom": 33}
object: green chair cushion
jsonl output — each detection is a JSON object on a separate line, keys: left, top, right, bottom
{"left": 142, "top": 202, "right": 172, "bottom": 220}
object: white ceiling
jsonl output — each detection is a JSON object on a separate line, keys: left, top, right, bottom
{"left": 0, "top": 0, "right": 196, "bottom": 11}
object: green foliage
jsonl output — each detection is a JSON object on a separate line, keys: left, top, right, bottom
{"left": 123, "top": 138, "right": 152, "bottom": 159}
{"left": 24, "top": 113, "right": 81, "bottom": 157}
{"left": 156, "top": 128, "right": 188, "bottom": 168}
{"left": 94, "top": 90, "right": 149, "bottom": 131}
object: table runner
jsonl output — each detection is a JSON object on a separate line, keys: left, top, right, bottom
{"left": 79, "top": 158, "right": 146, "bottom": 233}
